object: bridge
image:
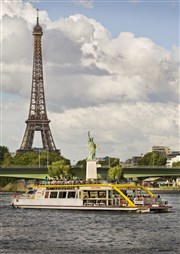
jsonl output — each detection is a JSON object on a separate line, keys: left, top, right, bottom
{"left": 123, "top": 167, "right": 180, "bottom": 178}
{"left": 0, "top": 166, "right": 48, "bottom": 179}
{"left": 0, "top": 165, "right": 180, "bottom": 179}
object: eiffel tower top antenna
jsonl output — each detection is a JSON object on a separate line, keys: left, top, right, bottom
{"left": 16, "top": 11, "right": 60, "bottom": 154}
{"left": 36, "top": 9, "right": 40, "bottom": 24}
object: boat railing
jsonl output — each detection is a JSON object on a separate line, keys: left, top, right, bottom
{"left": 35, "top": 183, "right": 148, "bottom": 189}
{"left": 83, "top": 197, "right": 128, "bottom": 207}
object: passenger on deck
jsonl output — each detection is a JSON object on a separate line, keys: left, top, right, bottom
{"left": 156, "top": 195, "right": 162, "bottom": 206}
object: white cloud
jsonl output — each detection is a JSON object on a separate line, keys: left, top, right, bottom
{"left": 75, "top": 0, "right": 94, "bottom": 9}
{"left": 1, "top": 1, "right": 49, "bottom": 26}
{"left": 1, "top": 0, "right": 179, "bottom": 162}
{"left": 50, "top": 102, "right": 179, "bottom": 161}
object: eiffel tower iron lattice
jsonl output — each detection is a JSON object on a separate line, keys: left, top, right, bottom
{"left": 17, "top": 10, "right": 60, "bottom": 154}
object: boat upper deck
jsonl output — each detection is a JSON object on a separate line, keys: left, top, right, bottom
{"left": 33, "top": 183, "right": 155, "bottom": 197}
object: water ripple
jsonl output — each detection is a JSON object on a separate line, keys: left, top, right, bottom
{"left": 0, "top": 193, "right": 179, "bottom": 254}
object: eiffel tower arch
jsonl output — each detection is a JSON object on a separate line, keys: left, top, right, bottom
{"left": 17, "top": 10, "right": 60, "bottom": 154}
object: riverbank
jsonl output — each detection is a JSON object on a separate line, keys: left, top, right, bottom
{"left": 0, "top": 182, "right": 27, "bottom": 192}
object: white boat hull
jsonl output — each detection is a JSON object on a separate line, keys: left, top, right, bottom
{"left": 12, "top": 199, "right": 152, "bottom": 212}
{"left": 12, "top": 203, "right": 140, "bottom": 212}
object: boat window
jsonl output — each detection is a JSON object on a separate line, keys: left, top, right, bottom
{"left": 113, "top": 190, "right": 120, "bottom": 198}
{"left": 89, "top": 191, "right": 98, "bottom": 198}
{"left": 109, "top": 190, "right": 113, "bottom": 198}
{"left": 67, "top": 191, "right": 76, "bottom": 198}
{"left": 45, "top": 191, "right": 49, "bottom": 198}
{"left": 83, "top": 191, "right": 89, "bottom": 199}
{"left": 98, "top": 191, "right": 106, "bottom": 198}
{"left": 58, "top": 191, "right": 67, "bottom": 198}
{"left": 50, "top": 191, "right": 58, "bottom": 198}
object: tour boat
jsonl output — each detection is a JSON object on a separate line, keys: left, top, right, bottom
{"left": 11, "top": 182, "right": 172, "bottom": 213}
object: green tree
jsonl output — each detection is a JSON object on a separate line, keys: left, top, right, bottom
{"left": 172, "top": 161, "right": 180, "bottom": 167}
{"left": 138, "top": 152, "right": 167, "bottom": 166}
{"left": 109, "top": 157, "right": 120, "bottom": 167}
{"left": 108, "top": 165, "right": 123, "bottom": 180}
{"left": 2, "top": 151, "right": 69, "bottom": 167}
{"left": 47, "top": 152, "right": 68, "bottom": 165}
{"left": 0, "top": 146, "right": 10, "bottom": 164}
{"left": 2, "top": 153, "right": 14, "bottom": 166}
{"left": 48, "top": 159, "right": 71, "bottom": 178}
{"left": 76, "top": 159, "right": 86, "bottom": 169}
{"left": 13, "top": 153, "right": 38, "bottom": 165}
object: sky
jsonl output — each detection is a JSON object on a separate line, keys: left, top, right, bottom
{"left": 0, "top": 0, "right": 179, "bottom": 163}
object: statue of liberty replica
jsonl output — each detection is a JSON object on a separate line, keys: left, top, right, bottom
{"left": 86, "top": 131, "right": 98, "bottom": 180}
{"left": 87, "top": 131, "right": 97, "bottom": 160}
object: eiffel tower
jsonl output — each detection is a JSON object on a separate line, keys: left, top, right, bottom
{"left": 17, "top": 10, "right": 60, "bottom": 154}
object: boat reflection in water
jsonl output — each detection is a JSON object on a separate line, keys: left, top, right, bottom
{"left": 12, "top": 181, "right": 172, "bottom": 213}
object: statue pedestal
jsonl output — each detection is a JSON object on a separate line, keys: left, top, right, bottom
{"left": 86, "top": 160, "right": 97, "bottom": 180}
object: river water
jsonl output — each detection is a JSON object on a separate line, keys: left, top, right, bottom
{"left": 0, "top": 193, "right": 179, "bottom": 254}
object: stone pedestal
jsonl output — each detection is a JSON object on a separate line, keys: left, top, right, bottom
{"left": 86, "top": 160, "right": 97, "bottom": 180}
